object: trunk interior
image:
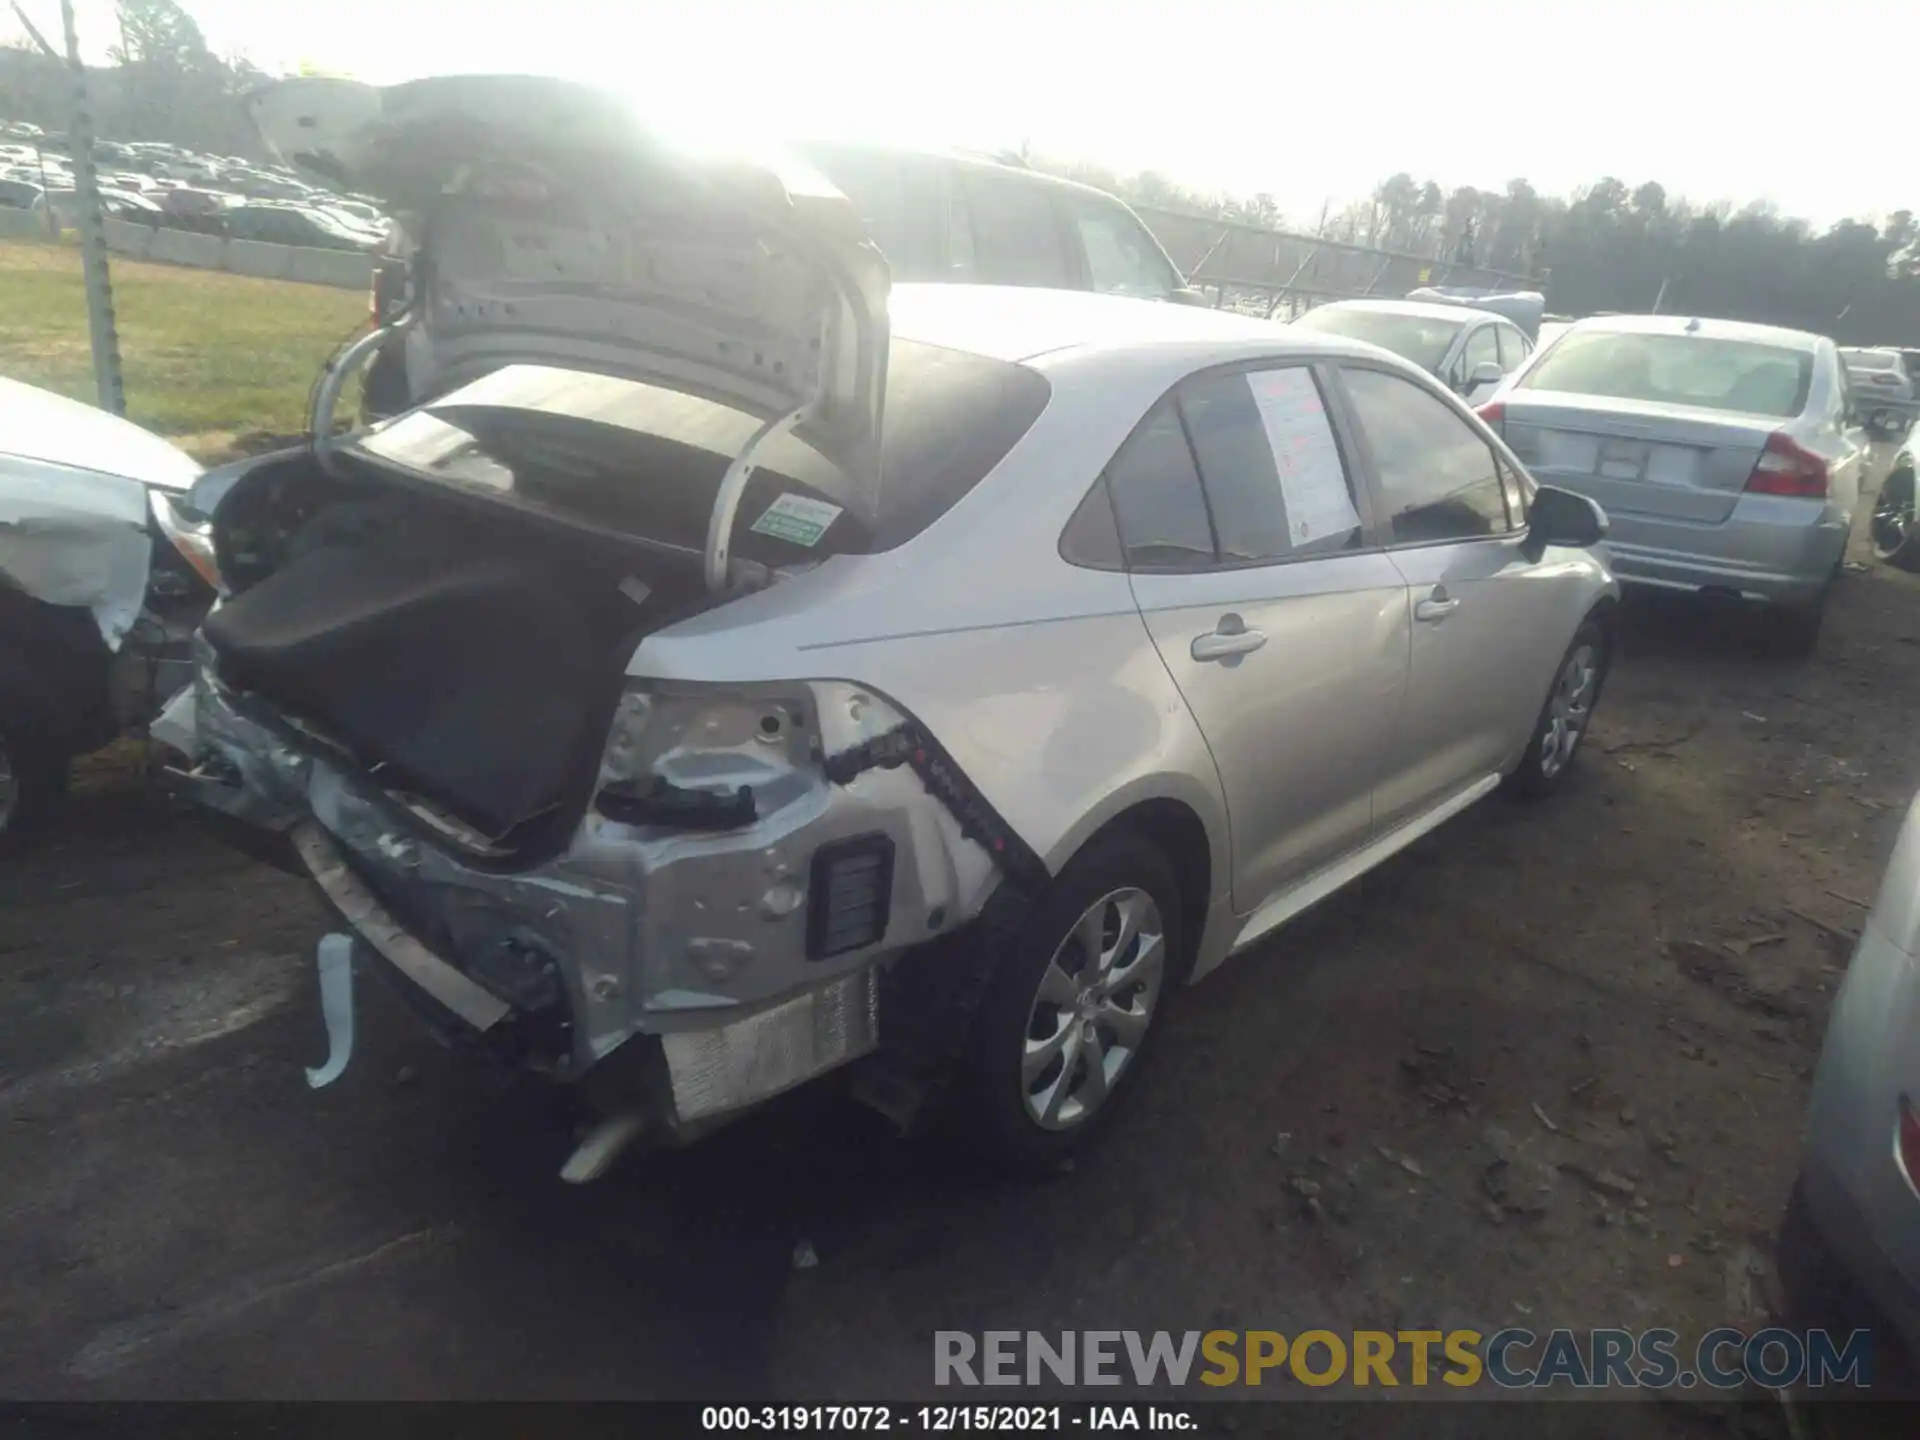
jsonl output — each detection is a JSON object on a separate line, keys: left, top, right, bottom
{"left": 203, "top": 450, "right": 715, "bottom": 858}
{"left": 1503, "top": 394, "right": 1774, "bottom": 525}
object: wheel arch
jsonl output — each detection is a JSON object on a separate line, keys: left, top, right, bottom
{"left": 1040, "top": 779, "right": 1225, "bottom": 977}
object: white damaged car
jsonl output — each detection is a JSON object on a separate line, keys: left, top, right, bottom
{"left": 0, "top": 378, "right": 220, "bottom": 853}
{"left": 174, "top": 76, "right": 1620, "bottom": 1178}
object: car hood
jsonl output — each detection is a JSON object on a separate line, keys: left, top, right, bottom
{"left": 0, "top": 377, "right": 202, "bottom": 493}
{"left": 245, "top": 74, "right": 891, "bottom": 525}
{"left": 0, "top": 379, "right": 201, "bottom": 648}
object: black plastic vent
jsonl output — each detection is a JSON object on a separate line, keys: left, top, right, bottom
{"left": 807, "top": 833, "right": 896, "bottom": 960}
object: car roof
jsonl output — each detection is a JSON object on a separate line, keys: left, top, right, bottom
{"left": 792, "top": 138, "right": 1143, "bottom": 211}
{"left": 888, "top": 283, "right": 1381, "bottom": 365}
{"left": 1570, "top": 314, "right": 1823, "bottom": 352}
{"left": 1307, "top": 297, "right": 1500, "bottom": 325}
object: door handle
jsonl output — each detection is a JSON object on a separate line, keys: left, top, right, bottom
{"left": 1191, "top": 614, "right": 1267, "bottom": 662}
{"left": 1414, "top": 587, "right": 1460, "bottom": 623}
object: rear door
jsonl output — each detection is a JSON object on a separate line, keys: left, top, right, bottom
{"left": 1114, "top": 364, "right": 1409, "bottom": 910}
{"left": 1331, "top": 362, "right": 1574, "bottom": 828}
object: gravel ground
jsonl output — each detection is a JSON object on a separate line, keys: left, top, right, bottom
{"left": 2, "top": 454, "right": 1916, "bottom": 1433}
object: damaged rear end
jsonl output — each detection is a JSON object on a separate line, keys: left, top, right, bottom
{"left": 179, "top": 76, "right": 1031, "bottom": 1172}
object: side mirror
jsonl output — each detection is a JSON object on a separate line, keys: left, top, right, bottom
{"left": 1528, "top": 484, "right": 1608, "bottom": 552}
{"left": 1468, "top": 360, "right": 1505, "bottom": 390}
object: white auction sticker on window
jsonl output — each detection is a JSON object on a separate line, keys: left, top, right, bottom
{"left": 749, "top": 492, "right": 844, "bottom": 547}
{"left": 1243, "top": 369, "right": 1361, "bottom": 544}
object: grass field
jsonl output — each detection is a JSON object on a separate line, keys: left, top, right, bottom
{"left": 0, "top": 241, "right": 368, "bottom": 461}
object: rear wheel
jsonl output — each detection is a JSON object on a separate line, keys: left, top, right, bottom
{"left": 957, "top": 830, "right": 1184, "bottom": 1172}
{"left": 1873, "top": 467, "right": 1920, "bottom": 571}
{"left": 1507, "top": 618, "right": 1608, "bottom": 798}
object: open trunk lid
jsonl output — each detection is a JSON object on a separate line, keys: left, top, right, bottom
{"left": 244, "top": 75, "right": 890, "bottom": 527}
{"left": 1497, "top": 393, "right": 1776, "bottom": 525}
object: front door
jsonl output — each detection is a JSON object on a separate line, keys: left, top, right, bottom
{"left": 1332, "top": 362, "right": 1573, "bottom": 830}
{"left": 1105, "top": 365, "right": 1409, "bottom": 912}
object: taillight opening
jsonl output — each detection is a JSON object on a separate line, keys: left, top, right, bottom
{"left": 1745, "top": 432, "right": 1829, "bottom": 499}
{"left": 1476, "top": 401, "right": 1506, "bottom": 430}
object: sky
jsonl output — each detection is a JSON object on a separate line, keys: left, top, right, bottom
{"left": 10, "top": 0, "right": 1915, "bottom": 229}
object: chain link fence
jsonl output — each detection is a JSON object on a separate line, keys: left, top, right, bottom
{"left": 1136, "top": 205, "right": 1546, "bottom": 319}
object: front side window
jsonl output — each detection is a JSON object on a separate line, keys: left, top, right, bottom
{"left": 1177, "top": 367, "right": 1361, "bottom": 562}
{"left": 1056, "top": 191, "right": 1179, "bottom": 298}
{"left": 958, "top": 170, "right": 1073, "bottom": 289}
{"left": 1495, "top": 324, "right": 1529, "bottom": 369}
{"left": 1340, "top": 366, "right": 1512, "bottom": 545}
{"left": 1457, "top": 325, "right": 1499, "bottom": 386}
{"left": 1103, "top": 399, "right": 1217, "bottom": 570}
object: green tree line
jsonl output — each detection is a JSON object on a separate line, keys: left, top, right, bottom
{"left": 1048, "top": 159, "right": 1920, "bottom": 346}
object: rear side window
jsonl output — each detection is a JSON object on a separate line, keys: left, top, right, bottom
{"left": 1104, "top": 400, "right": 1217, "bottom": 569}
{"left": 1522, "top": 332, "right": 1813, "bottom": 418}
{"left": 1177, "top": 368, "right": 1361, "bottom": 561}
{"left": 1496, "top": 325, "right": 1528, "bottom": 369}
{"left": 1340, "top": 366, "right": 1512, "bottom": 544}
{"left": 871, "top": 342, "right": 1054, "bottom": 546}
{"left": 957, "top": 170, "right": 1073, "bottom": 289}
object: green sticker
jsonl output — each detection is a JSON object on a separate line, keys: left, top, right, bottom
{"left": 750, "top": 492, "right": 844, "bottom": 548}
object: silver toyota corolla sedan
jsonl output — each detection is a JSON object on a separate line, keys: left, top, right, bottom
{"left": 1782, "top": 790, "right": 1920, "bottom": 1365}
{"left": 167, "top": 75, "right": 1620, "bottom": 1180}
{"left": 1482, "top": 316, "right": 1868, "bottom": 655}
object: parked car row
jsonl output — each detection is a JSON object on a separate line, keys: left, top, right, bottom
{"left": 0, "top": 120, "right": 388, "bottom": 250}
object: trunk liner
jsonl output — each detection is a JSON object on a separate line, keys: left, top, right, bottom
{"left": 204, "top": 535, "right": 613, "bottom": 839}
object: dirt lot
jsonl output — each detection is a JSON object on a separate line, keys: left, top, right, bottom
{"left": 3, "top": 459, "right": 1919, "bottom": 1425}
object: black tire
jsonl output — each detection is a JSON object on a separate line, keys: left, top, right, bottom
{"left": 1777, "top": 1176, "right": 1854, "bottom": 1329}
{"left": 1507, "top": 617, "right": 1610, "bottom": 799}
{"left": 956, "top": 829, "right": 1187, "bottom": 1173}
{"left": 0, "top": 701, "right": 67, "bottom": 859}
{"left": 1873, "top": 467, "right": 1920, "bottom": 572}
{"left": 1764, "top": 585, "right": 1829, "bottom": 660}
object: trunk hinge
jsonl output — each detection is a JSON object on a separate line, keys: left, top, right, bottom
{"left": 309, "top": 317, "right": 412, "bottom": 477}
{"left": 703, "top": 400, "right": 809, "bottom": 594}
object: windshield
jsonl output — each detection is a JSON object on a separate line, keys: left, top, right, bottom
{"left": 1519, "top": 331, "right": 1813, "bottom": 418}
{"left": 1292, "top": 307, "right": 1465, "bottom": 371}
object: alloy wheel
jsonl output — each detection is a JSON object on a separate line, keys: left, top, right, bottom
{"left": 1539, "top": 643, "right": 1599, "bottom": 779}
{"left": 1021, "top": 887, "right": 1166, "bottom": 1131}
